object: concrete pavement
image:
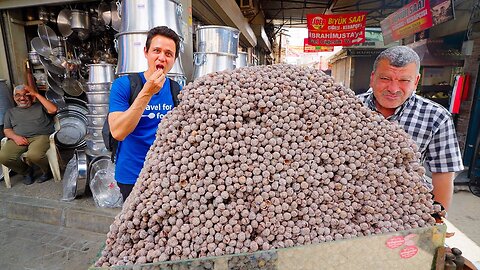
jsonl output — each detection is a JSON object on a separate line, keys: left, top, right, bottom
{"left": 0, "top": 218, "right": 105, "bottom": 270}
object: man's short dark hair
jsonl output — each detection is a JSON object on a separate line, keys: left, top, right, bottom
{"left": 373, "top": 46, "right": 420, "bottom": 73}
{"left": 145, "top": 26, "right": 181, "bottom": 59}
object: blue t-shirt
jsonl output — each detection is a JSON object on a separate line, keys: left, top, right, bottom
{"left": 109, "top": 73, "right": 176, "bottom": 185}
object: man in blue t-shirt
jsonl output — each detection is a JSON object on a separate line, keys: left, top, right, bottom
{"left": 108, "top": 26, "right": 181, "bottom": 200}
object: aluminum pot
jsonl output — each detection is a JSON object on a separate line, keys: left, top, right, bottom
{"left": 86, "top": 139, "right": 109, "bottom": 156}
{"left": 86, "top": 91, "right": 110, "bottom": 104}
{"left": 71, "top": 10, "right": 90, "bottom": 30}
{"left": 236, "top": 52, "right": 248, "bottom": 68}
{"left": 87, "top": 104, "right": 109, "bottom": 115}
{"left": 87, "top": 63, "right": 115, "bottom": 83}
{"left": 149, "top": 0, "right": 182, "bottom": 36}
{"left": 115, "top": 31, "right": 148, "bottom": 75}
{"left": 193, "top": 52, "right": 236, "bottom": 79}
{"left": 86, "top": 82, "right": 112, "bottom": 92}
{"left": 121, "top": 0, "right": 182, "bottom": 34}
{"left": 86, "top": 114, "right": 107, "bottom": 127}
{"left": 87, "top": 126, "right": 104, "bottom": 140}
{"left": 195, "top": 25, "right": 240, "bottom": 55}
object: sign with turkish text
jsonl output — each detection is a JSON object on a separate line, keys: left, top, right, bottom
{"left": 303, "top": 38, "right": 334, "bottom": 53}
{"left": 307, "top": 12, "right": 367, "bottom": 46}
{"left": 380, "top": 0, "right": 433, "bottom": 45}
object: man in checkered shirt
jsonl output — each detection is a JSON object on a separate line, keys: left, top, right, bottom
{"left": 357, "top": 46, "right": 464, "bottom": 212}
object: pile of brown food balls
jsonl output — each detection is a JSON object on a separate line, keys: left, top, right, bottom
{"left": 96, "top": 64, "right": 437, "bottom": 267}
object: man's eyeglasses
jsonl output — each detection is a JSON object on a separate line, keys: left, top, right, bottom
{"left": 14, "top": 94, "right": 30, "bottom": 99}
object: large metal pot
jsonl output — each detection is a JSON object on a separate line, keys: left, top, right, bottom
{"left": 236, "top": 52, "right": 248, "bottom": 68}
{"left": 87, "top": 63, "right": 115, "bottom": 83}
{"left": 149, "top": 0, "right": 182, "bottom": 36}
{"left": 115, "top": 31, "right": 185, "bottom": 76}
{"left": 86, "top": 91, "right": 110, "bottom": 104}
{"left": 193, "top": 52, "right": 236, "bottom": 79}
{"left": 115, "top": 31, "right": 148, "bottom": 75}
{"left": 195, "top": 26, "right": 240, "bottom": 55}
{"left": 121, "top": 0, "right": 182, "bottom": 35}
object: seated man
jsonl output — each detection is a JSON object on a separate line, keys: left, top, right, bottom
{"left": 0, "top": 84, "right": 58, "bottom": 185}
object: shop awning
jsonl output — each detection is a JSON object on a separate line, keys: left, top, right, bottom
{"left": 409, "top": 39, "right": 464, "bottom": 67}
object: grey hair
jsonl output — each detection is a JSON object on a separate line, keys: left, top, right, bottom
{"left": 13, "top": 84, "right": 25, "bottom": 93}
{"left": 373, "top": 46, "right": 420, "bottom": 73}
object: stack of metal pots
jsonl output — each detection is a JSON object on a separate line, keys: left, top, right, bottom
{"left": 236, "top": 51, "right": 248, "bottom": 68}
{"left": 115, "top": 0, "right": 186, "bottom": 86}
{"left": 85, "top": 63, "right": 114, "bottom": 156}
{"left": 193, "top": 25, "right": 240, "bottom": 79}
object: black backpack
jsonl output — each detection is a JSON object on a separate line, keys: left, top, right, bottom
{"left": 102, "top": 73, "right": 181, "bottom": 162}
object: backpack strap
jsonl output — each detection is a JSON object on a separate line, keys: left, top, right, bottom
{"left": 170, "top": 79, "right": 181, "bottom": 107}
{"left": 128, "top": 73, "right": 143, "bottom": 105}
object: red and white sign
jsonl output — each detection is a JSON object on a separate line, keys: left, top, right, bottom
{"left": 380, "top": 0, "right": 433, "bottom": 44}
{"left": 307, "top": 12, "right": 367, "bottom": 46}
{"left": 385, "top": 236, "right": 405, "bottom": 249}
{"left": 303, "top": 38, "right": 334, "bottom": 53}
{"left": 400, "top": 246, "right": 419, "bottom": 259}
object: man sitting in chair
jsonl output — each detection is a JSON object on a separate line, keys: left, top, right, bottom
{"left": 0, "top": 84, "right": 58, "bottom": 185}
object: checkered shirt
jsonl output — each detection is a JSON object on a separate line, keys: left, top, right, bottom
{"left": 357, "top": 89, "right": 464, "bottom": 173}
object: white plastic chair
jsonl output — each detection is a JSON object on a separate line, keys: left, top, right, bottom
{"left": 1, "top": 119, "right": 61, "bottom": 188}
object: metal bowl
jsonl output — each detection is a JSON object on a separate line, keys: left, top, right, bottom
{"left": 86, "top": 114, "right": 107, "bottom": 127}
{"left": 87, "top": 104, "right": 109, "bottom": 115}
{"left": 86, "top": 91, "right": 110, "bottom": 104}
{"left": 56, "top": 110, "right": 88, "bottom": 148}
{"left": 86, "top": 82, "right": 112, "bottom": 92}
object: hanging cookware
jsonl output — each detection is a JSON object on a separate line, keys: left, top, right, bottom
{"left": 28, "top": 50, "right": 41, "bottom": 66}
{"left": 30, "top": 37, "right": 52, "bottom": 58}
{"left": 38, "top": 55, "right": 65, "bottom": 75}
{"left": 62, "top": 77, "right": 84, "bottom": 96}
{"left": 47, "top": 75, "right": 64, "bottom": 96}
{"left": 71, "top": 9, "right": 90, "bottom": 41}
{"left": 70, "top": 9, "right": 89, "bottom": 30}
{"left": 98, "top": 1, "right": 111, "bottom": 26}
{"left": 47, "top": 71, "right": 63, "bottom": 85}
{"left": 37, "top": 24, "right": 61, "bottom": 48}
{"left": 110, "top": 1, "right": 121, "bottom": 32}
{"left": 57, "top": 9, "right": 73, "bottom": 37}
{"left": 45, "top": 89, "right": 66, "bottom": 109}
